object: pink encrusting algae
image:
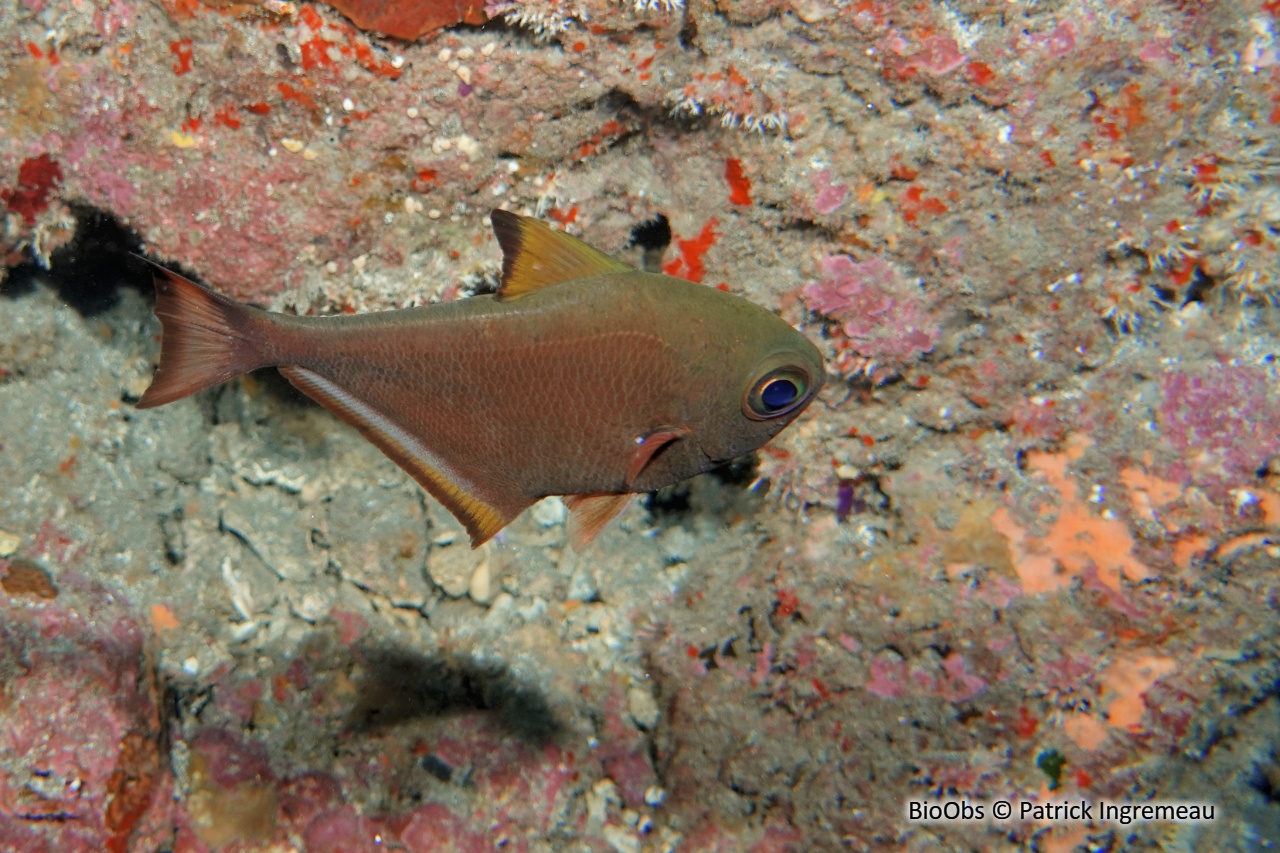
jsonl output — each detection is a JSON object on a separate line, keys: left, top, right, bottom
{"left": 803, "top": 255, "right": 942, "bottom": 380}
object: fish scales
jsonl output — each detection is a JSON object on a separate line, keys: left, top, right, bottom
{"left": 269, "top": 281, "right": 691, "bottom": 497}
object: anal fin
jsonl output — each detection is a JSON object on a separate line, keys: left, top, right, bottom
{"left": 278, "top": 366, "right": 528, "bottom": 548}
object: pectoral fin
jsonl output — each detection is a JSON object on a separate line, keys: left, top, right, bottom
{"left": 279, "top": 366, "right": 530, "bottom": 548}
{"left": 626, "top": 427, "right": 690, "bottom": 488}
{"left": 563, "top": 494, "right": 634, "bottom": 549}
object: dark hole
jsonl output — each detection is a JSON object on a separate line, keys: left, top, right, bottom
{"left": 1249, "top": 757, "right": 1280, "bottom": 803}
{"left": 629, "top": 214, "right": 672, "bottom": 252}
{"left": 421, "top": 754, "right": 453, "bottom": 783}
{"left": 1182, "top": 267, "right": 1214, "bottom": 304}
{"left": 645, "top": 481, "right": 691, "bottom": 518}
{"left": 677, "top": 15, "right": 698, "bottom": 49}
{"left": 2, "top": 203, "right": 148, "bottom": 315}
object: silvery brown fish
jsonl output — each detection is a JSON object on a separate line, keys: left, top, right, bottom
{"left": 138, "top": 211, "right": 824, "bottom": 546}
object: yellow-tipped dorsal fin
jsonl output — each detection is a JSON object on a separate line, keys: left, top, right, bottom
{"left": 491, "top": 209, "right": 632, "bottom": 300}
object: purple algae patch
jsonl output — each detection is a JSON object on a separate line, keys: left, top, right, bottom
{"left": 803, "top": 255, "right": 941, "bottom": 366}
{"left": 1159, "top": 365, "right": 1280, "bottom": 487}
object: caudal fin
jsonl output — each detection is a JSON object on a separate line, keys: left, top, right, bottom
{"left": 136, "top": 265, "right": 272, "bottom": 408}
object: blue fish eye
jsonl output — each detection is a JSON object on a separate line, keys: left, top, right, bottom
{"left": 761, "top": 378, "right": 798, "bottom": 410}
{"left": 744, "top": 366, "right": 811, "bottom": 420}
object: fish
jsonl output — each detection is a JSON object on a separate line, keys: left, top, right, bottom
{"left": 137, "top": 210, "right": 825, "bottom": 547}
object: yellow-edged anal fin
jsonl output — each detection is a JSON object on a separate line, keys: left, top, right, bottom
{"left": 491, "top": 209, "right": 631, "bottom": 301}
{"left": 278, "top": 366, "right": 525, "bottom": 548}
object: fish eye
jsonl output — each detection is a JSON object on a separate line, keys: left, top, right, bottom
{"left": 744, "top": 366, "right": 811, "bottom": 420}
{"left": 761, "top": 378, "right": 798, "bottom": 409}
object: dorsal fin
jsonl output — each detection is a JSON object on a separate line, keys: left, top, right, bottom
{"left": 490, "top": 209, "right": 631, "bottom": 300}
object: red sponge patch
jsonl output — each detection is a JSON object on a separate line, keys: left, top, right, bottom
{"left": 2, "top": 154, "right": 63, "bottom": 225}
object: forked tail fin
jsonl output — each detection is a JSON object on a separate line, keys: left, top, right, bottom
{"left": 136, "top": 264, "right": 274, "bottom": 408}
